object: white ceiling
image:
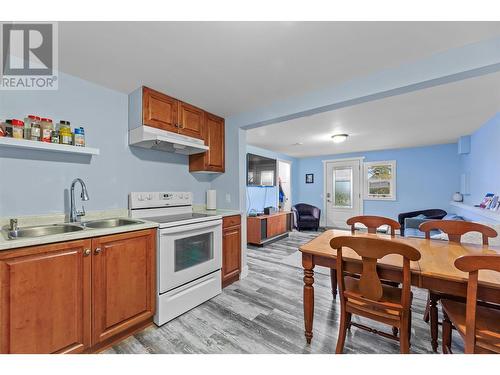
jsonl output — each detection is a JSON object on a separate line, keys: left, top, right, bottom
{"left": 246, "top": 71, "right": 500, "bottom": 158}
{"left": 58, "top": 22, "right": 500, "bottom": 117}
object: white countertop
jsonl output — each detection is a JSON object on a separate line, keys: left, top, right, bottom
{"left": 193, "top": 206, "right": 242, "bottom": 218}
{"left": 0, "top": 210, "right": 159, "bottom": 252}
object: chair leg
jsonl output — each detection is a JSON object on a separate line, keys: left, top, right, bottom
{"left": 399, "top": 315, "right": 410, "bottom": 354}
{"left": 346, "top": 312, "right": 352, "bottom": 330}
{"left": 442, "top": 311, "right": 452, "bottom": 354}
{"left": 330, "top": 268, "right": 337, "bottom": 299}
{"left": 336, "top": 309, "right": 349, "bottom": 354}
{"left": 423, "top": 293, "right": 430, "bottom": 322}
{"left": 429, "top": 293, "right": 439, "bottom": 353}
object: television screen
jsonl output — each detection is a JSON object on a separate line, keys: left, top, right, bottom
{"left": 247, "top": 153, "right": 277, "bottom": 186}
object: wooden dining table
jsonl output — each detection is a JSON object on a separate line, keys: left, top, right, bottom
{"left": 299, "top": 229, "right": 500, "bottom": 351}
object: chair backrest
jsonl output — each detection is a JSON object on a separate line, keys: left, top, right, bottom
{"left": 346, "top": 215, "right": 401, "bottom": 236}
{"left": 419, "top": 220, "right": 498, "bottom": 245}
{"left": 330, "top": 236, "right": 421, "bottom": 307}
{"left": 453, "top": 254, "right": 500, "bottom": 353}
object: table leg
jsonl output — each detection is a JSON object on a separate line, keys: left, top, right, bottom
{"left": 302, "top": 253, "right": 315, "bottom": 344}
{"left": 430, "top": 293, "right": 439, "bottom": 352}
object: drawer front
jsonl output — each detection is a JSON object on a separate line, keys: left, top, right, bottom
{"left": 223, "top": 215, "right": 241, "bottom": 228}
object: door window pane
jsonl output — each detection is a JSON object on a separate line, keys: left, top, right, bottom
{"left": 333, "top": 167, "right": 352, "bottom": 208}
{"left": 174, "top": 233, "right": 213, "bottom": 272}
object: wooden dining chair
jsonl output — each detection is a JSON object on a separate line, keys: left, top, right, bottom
{"left": 331, "top": 216, "right": 401, "bottom": 298}
{"left": 346, "top": 215, "right": 401, "bottom": 236}
{"left": 419, "top": 220, "right": 498, "bottom": 352}
{"left": 330, "top": 236, "right": 421, "bottom": 354}
{"left": 442, "top": 254, "right": 500, "bottom": 354}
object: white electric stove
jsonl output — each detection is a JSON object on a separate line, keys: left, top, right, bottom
{"left": 129, "top": 192, "right": 222, "bottom": 326}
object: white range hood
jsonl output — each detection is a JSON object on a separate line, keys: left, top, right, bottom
{"left": 129, "top": 126, "right": 209, "bottom": 155}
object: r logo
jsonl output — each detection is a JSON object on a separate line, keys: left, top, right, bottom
{"left": 2, "top": 23, "right": 53, "bottom": 76}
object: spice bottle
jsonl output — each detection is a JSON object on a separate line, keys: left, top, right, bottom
{"left": 51, "top": 130, "right": 60, "bottom": 144}
{"left": 0, "top": 120, "right": 8, "bottom": 137}
{"left": 11, "top": 119, "right": 24, "bottom": 139}
{"left": 40, "top": 118, "right": 54, "bottom": 142}
{"left": 59, "top": 124, "right": 72, "bottom": 145}
{"left": 23, "top": 115, "right": 40, "bottom": 140}
{"left": 30, "top": 118, "right": 41, "bottom": 141}
{"left": 74, "top": 127, "right": 85, "bottom": 147}
{"left": 5, "top": 120, "right": 13, "bottom": 137}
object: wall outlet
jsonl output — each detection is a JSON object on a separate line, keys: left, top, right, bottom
{"left": 225, "top": 193, "right": 231, "bottom": 203}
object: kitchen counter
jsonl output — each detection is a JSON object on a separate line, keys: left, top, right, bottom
{"left": 0, "top": 209, "right": 159, "bottom": 251}
{"left": 193, "top": 206, "right": 242, "bottom": 218}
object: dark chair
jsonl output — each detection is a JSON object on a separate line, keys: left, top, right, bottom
{"left": 292, "top": 203, "right": 320, "bottom": 231}
{"left": 419, "top": 220, "right": 498, "bottom": 352}
{"left": 398, "top": 209, "right": 447, "bottom": 236}
{"left": 331, "top": 235, "right": 421, "bottom": 354}
{"left": 442, "top": 254, "right": 500, "bottom": 354}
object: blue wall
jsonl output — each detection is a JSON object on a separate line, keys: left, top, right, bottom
{"left": 459, "top": 113, "right": 500, "bottom": 206}
{"left": 294, "top": 143, "right": 460, "bottom": 221}
{"left": 0, "top": 71, "right": 217, "bottom": 216}
{"left": 456, "top": 113, "right": 500, "bottom": 222}
{"left": 245, "top": 145, "right": 297, "bottom": 213}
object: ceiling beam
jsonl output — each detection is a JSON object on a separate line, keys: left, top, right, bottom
{"left": 226, "top": 36, "right": 500, "bottom": 130}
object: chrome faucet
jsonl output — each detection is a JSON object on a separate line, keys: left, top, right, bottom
{"left": 70, "top": 178, "right": 89, "bottom": 223}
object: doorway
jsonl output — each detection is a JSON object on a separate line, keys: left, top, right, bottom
{"left": 277, "top": 160, "right": 292, "bottom": 212}
{"left": 324, "top": 158, "right": 363, "bottom": 228}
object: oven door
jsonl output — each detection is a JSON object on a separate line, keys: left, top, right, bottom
{"left": 159, "top": 219, "right": 222, "bottom": 293}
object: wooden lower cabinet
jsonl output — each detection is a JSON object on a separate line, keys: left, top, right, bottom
{"left": 0, "top": 239, "right": 92, "bottom": 354}
{"left": 222, "top": 215, "right": 241, "bottom": 288}
{"left": 92, "top": 230, "right": 156, "bottom": 347}
{"left": 0, "top": 229, "right": 156, "bottom": 354}
{"left": 247, "top": 212, "right": 292, "bottom": 246}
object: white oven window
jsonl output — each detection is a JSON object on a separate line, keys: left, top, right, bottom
{"left": 174, "top": 232, "right": 214, "bottom": 272}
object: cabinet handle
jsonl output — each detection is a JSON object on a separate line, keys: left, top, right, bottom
{"left": 83, "top": 248, "right": 91, "bottom": 257}
{"left": 94, "top": 247, "right": 102, "bottom": 255}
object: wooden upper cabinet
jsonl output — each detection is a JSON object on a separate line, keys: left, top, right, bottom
{"left": 142, "top": 86, "right": 178, "bottom": 132}
{"left": 178, "top": 101, "right": 205, "bottom": 140}
{"left": 92, "top": 229, "right": 155, "bottom": 346}
{"left": 0, "top": 240, "right": 92, "bottom": 354}
{"left": 189, "top": 113, "right": 225, "bottom": 173}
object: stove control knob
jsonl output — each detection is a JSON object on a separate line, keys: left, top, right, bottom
{"left": 138, "top": 195, "right": 144, "bottom": 201}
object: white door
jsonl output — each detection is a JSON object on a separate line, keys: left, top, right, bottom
{"left": 278, "top": 160, "right": 292, "bottom": 211}
{"left": 325, "top": 159, "right": 362, "bottom": 229}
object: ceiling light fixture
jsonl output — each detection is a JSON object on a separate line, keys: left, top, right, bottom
{"left": 293, "top": 142, "right": 304, "bottom": 146}
{"left": 331, "top": 134, "right": 349, "bottom": 143}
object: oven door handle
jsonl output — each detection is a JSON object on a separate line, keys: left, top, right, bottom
{"left": 160, "top": 219, "right": 222, "bottom": 235}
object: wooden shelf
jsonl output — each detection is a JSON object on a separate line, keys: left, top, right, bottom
{"left": 0, "top": 137, "right": 99, "bottom": 156}
{"left": 450, "top": 201, "right": 500, "bottom": 223}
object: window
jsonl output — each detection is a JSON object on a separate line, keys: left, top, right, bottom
{"left": 333, "top": 167, "right": 353, "bottom": 208}
{"left": 363, "top": 160, "right": 396, "bottom": 200}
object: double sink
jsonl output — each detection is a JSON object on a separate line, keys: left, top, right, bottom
{"left": 6, "top": 218, "right": 144, "bottom": 240}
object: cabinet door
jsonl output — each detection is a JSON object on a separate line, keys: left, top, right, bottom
{"left": 178, "top": 101, "right": 205, "bottom": 139}
{"left": 267, "top": 215, "right": 287, "bottom": 238}
{"left": 142, "top": 86, "right": 179, "bottom": 132}
{"left": 92, "top": 230, "right": 155, "bottom": 345}
{"left": 205, "top": 114, "right": 225, "bottom": 172}
{"left": 222, "top": 225, "right": 241, "bottom": 287}
{"left": 0, "top": 240, "right": 91, "bottom": 354}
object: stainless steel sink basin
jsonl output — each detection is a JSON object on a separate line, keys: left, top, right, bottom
{"left": 7, "top": 223, "right": 84, "bottom": 239}
{"left": 82, "top": 218, "right": 143, "bottom": 229}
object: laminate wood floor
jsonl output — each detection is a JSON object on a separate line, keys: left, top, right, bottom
{"left": 105, "top": 230, "right": 464, "bottom": 354}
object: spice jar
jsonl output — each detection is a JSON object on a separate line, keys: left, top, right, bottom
{"left": 59, "top": 124, "right": 72, "bottom": 145}
{"left": 51, "top": 130, "right": 59, "bottom": 144}
{"left": 30, "top": 118, "right": 41, "bottom": 141}
{"left": 0, "top": 120, "right": 8, "bottom": 137}
{"left": 11, "top": 119, "right": 24, "bottom": 139}
{"left": 40, "top": 118, "right": 54, "bottom": 142}
{"left": 4, "top": 120, "right": 13, "bottom": 137}
{"left": 74, "top": 127, "right": 85, "bottom": 147}
{"left": 23, "top": 115, "right": 40, "bottom": 140}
